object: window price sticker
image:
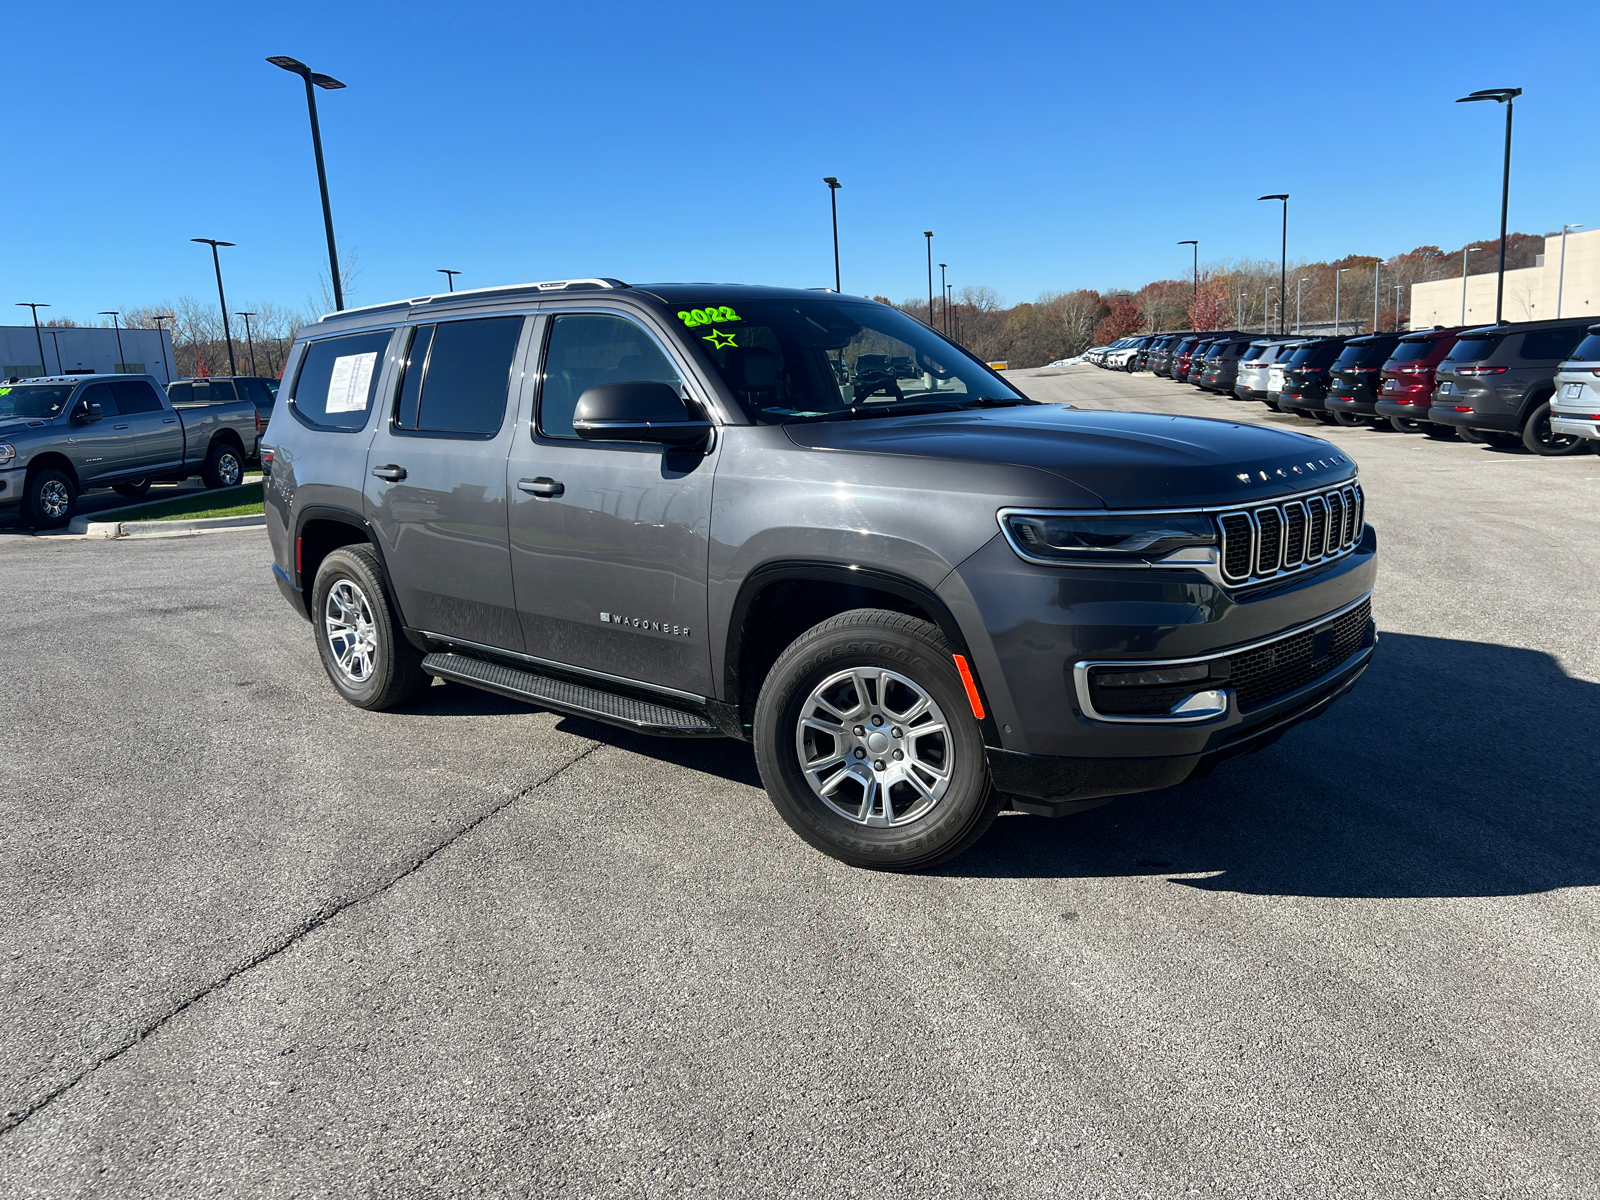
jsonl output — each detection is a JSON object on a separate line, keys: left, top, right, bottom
{"left": 326, "top": 352, "right": 378, "bottom": 413}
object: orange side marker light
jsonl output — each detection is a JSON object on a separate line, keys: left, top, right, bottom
{"left": 952, "top": 654, "right": 985, "bottom": 720}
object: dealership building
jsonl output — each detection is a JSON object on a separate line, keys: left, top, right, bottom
{"left": 2, "top": 324, "right": 177, "bottom": 383}
{"left": 1411, "top": 227, "right": 1600, "bottom": 328}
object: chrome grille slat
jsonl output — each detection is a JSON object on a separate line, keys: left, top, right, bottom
{"left": 1214, "top": 483, "right": 1364, "bottom": 588}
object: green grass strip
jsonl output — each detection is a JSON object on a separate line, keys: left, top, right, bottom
{"left": 107, "top": 482, "right": 265, "bottom": 523}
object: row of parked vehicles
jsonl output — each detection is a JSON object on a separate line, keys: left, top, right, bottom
{"left": 0, "top": 372, "right": 278, "bottom": 527}
{"left": 1084, "top": 319, "right": 1600, "bottom": 456}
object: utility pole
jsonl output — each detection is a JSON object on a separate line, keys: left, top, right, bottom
{"left": 98, "top": 311, "right": 126, "bottom": 372}
{"left": 823, "top": 177, "right": 841, "bottom": 292}
{"left": 924, "top": 232, "right": 934, "bottom": 327}
{"left": 236, "top": 311, "right": 259, "bottom": 375}
{"left": 15, "top": 303, "right": 51, "bottom": 376}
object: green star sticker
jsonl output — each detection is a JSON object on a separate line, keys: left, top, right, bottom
{"left": 703, "top": 328, "right": 738, "bottom": 350}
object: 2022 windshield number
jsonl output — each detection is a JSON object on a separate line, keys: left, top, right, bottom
{"left": 679, "top": 306, "right": 741, "bottom": 328}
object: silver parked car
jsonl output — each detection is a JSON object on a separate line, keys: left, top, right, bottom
{"left": 1549, "top": 323, "right": 1600, "bottom": 444}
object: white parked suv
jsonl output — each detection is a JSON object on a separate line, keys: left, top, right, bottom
{"left": 1234, "top": 339, "right": 1301, "bottom": 406}
{"left": 1549, "top": 323, "right": 1600, "bottom": 443}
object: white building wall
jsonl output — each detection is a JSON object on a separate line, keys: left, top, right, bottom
{"left": 1411, "top": 228, "right": 1600, "bottom": 328}
{"left": 0, "top": 326, "right": 177, "bottom": 383}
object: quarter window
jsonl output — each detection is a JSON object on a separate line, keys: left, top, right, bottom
{"left": 538, "top": 313, "right": 684, "bottom": 439}
{"left": 290, "top": 331, "right": 395, "bottom": 431}
{"left": 1520, "top": 328, "right": 1586, "bottom": 360}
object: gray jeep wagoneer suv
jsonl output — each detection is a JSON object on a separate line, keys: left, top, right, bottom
{"left": 263, "top": 280, "right": 1376, "bottom": 870}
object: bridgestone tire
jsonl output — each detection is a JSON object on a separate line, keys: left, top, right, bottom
{"left": 752, "top": 608, "right": 1000, "bottom": 871}
{"left": 311, "top": 545, "right": 431, "bottom": 711}
{"left": 25, "top": 467, "right": 76, "bottom": 529}
{"left": 201, "top": 440, "right": 243, "bottom": 489}
{"left": 113, "top": 479, "right": 152, "bottom": 498}
{"left": 1521, "top": 400, "right": 1587, "bottom": 456}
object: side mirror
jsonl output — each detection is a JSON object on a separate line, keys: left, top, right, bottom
{"left": 573, "top": 381, "right": 713, "bottom": 445}
{"left": 71, "top": 400, "right": 104, "bottom": 425}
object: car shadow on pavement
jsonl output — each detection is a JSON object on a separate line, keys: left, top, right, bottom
{"left": 942, "top": 632, "right": 1600, "bottom": 897}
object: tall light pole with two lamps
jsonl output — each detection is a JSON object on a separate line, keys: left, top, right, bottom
{"left": 267, "top": 55, "right": 349, "bottom": 312}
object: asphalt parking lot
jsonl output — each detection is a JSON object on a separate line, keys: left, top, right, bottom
{"left": 2, "top": 365, "right": 1597, "bottom": 1199}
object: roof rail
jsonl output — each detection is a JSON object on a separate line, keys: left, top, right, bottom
{"left": 419, "top": 278, "right": 629, "bottom": 304}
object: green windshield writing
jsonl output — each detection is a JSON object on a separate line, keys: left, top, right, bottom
{"left": 679, "top": 306, "right": 741, "bottom": 328}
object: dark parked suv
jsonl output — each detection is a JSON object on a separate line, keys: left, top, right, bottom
{"left": 1323, "top": 333, "right": 1403, "bottom": 427}
{"left": 1194, "top": 337, "right": 1255, "bottom": 393}
{"left": 1277, "top": 338, "right": 1352, "bottom": 423}
{"left": 1426, "top": 317, "right": 1593, "bottom": 455}
{"left": 1372, "top": 328, "right": 1462, "bottom": 437}
{"left": 262, "top": 279, "right": 1376, "bottom": 870}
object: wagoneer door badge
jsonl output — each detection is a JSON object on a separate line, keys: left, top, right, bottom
{"left": 600, "top": 612, "right": 691, "bottom": 637}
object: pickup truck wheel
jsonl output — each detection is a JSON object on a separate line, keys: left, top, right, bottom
{"left": 25, "top": 467, "right": 77, "bottom": 529}
{"left": 113, "top": 479, "right": 152, "bottom": 498}
{"left": 201, "top": 441, "right": 243, "bottom": 489}
{"left": 311, "top": 546, "right": 430, "bottom": 710}
{"left": 753, "top": 608, "right": 999, "bottom": 871}
{"left": 1521, "top": 400, "right": 1586, "bottom": 456}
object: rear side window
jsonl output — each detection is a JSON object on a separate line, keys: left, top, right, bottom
{"left": 238, "top": 378, "right": 275, "bottom": 411}
{"left": 393, "top": 316, "right": 524, "bottom": 437}
{"left": 1242, "top": 346, "right": 1264, "bottom": 361}
{"left": 538, "top": 313, "right": 683, "bottom": 439}
{"left": 111, "top": 380, "right": 164, "bottom": 413}
{"left": 1443, "top": 335, "right": 1502, "bottom": 363}
{"left": 1520, "top": 328, "right": 1586, "bottom": 360}
{"left": 207, "top": 380, "right": 239, "bottom": 404}
{"left": 167, "top": 381, "right": 193, "bottom": 403}
{"left": 1569, "top": 331, "right": 1600, "bottom": 362}
{"left": 290, "top": 330, "right": 395, "bottom": 431}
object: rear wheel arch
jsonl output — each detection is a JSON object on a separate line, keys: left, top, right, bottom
{"left": 723, "top": 562, "right": 990, "bottom": 740}
{"left": 292, "top": 509, "right": 412, "bottom": 629}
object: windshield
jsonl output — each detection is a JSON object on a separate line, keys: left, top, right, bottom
{"left": 1443, "top": 335, "right": 1502, "bottom": 363}
{"left": 681, "top": 298, "right": 1029, "bottom": 423}
{"left": 0, "top": 383, "right": 75, "bottom": 419}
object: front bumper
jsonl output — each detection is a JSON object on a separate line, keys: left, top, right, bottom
{"left": 0, "top": 466, "right": 22, "bottom": 505}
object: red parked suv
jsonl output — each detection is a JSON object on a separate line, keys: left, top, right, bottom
{"left": 1372, "top": 328, "right": 1463, "bottom": 439}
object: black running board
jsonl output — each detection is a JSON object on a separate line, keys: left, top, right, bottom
{"left": 421, "top": 652, "right": 723, "bottom": 737}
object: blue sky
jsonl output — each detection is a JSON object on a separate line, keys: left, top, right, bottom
{"left": 7, "top": 0, "right": 1595, "bottom": 321}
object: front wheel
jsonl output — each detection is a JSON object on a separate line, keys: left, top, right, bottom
{"left": 201, "top": 440, "right": 243, "bottom": 489}
{"left": 1521, "top": 400, "right": 1587, "bottom": 456}
{"left": 25, "top": 467, "right": 76, "bottom": 529}
{"left": 753, "top": 609, "right": 1000, "bottom": 871}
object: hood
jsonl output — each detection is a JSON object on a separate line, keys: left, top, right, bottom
{"left": 781, "top": 406, "right": 1356, "bottom": 508}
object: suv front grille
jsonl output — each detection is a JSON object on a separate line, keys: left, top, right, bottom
{"left": 1228, "top": 597, "right": 1372, "bottom": 711}
{"left": 1218, "top": 483, "right": 1363, "bottom": 585}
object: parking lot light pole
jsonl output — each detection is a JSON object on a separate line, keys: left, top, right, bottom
{"left": 16, "top": 302, "right": 50, "bottom": 376}
{"left": 1178, "top": 241, "right": 1198, "bottom": 303}
{"left": 1237, "top": 291, "right": 1245, "bottom": 329}
{"left": 1259, "top": 195, "right": 1288, "bottom": 334}
{"left": 1557, "top": 224, "right": 1583, "bottom": 317}
{"left": 823, "top": 178, "right": 841, "bottom": 292}
{"left": 1372, "top": 261, "right": 1381, "bottom": 334}
{"left": 436, "top": 269, "right": 461, "bottom": 293}
{"left": 97, "top": 312, "right": 126, "bottom": 372}
{"left": 236, "top": 312, "right": 258, "bottom": 375}
{"left": 924, "top": 232, "right": 934, "bottom": 327}
{"left": 1460, "top": 246, "right": 1478, "bottom": 322}
{"left": 1455, "top": 87, "right": 1521, "bottom": 325}
{"left": 192, "top": 238, "right": 238, "bottom": 377}
{"left": 939, "top": 264, "right": 948, "bottom": 333}
{"left": 1296, "top": 278, "right": 1307, "bottom": 334}
{"left": 267, "top": 55, "right": 348, "bottom": 311}
{"left": 151, "top": 313, "right": 175, "bottom": 384}
{"left": 1264, "top": 286, "right": 1275, "bottom": 336}
{"left": 1393, "top": 285, "right": 1404, "bottom": 331}
{"left": 1335, "top": 267, "right": 1351, "bottom": 335}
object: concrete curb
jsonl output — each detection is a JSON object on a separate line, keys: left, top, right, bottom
{"left": 74, "top": 514, "right": 266, "bottom": 539}
{"left": 66, "top": 481, "right": 261, "bottom": 537}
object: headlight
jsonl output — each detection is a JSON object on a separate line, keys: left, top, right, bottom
{"left": 1001, "top": 511, "right": 1216, "bottom": 565}
{"left": 0, "top": 443, "right": 14, "bottom": 467}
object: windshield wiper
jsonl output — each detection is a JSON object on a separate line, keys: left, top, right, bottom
{"left": 957, "top": 396, "right": 1038, "bottom": 408}
{"left": 792, "top": 400, "right": 968, "bottom": 423}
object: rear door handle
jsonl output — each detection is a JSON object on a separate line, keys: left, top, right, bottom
{"left": 113, "top": 424, "right": 130, "bottom": 430}
{"left": 371, "top": 465, "right": 407, "bottom": 482}
{"left": 162, "top": 417, "right": 177, "bottom": 424}
{"left": 517, "top": 477, "right": 564, "bottom": 497}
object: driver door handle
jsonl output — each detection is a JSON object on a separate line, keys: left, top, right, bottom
{"left": 517, "top": 477, "right": 564, "bottom": 497}
{"left": 371, "top": 464, "right": 407, "bottom": 482}
{"left": 113, "top": 424, "right": 130, "bottom": 430}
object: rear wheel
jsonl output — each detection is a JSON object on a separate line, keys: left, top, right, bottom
{"left": 1521, "top": 400, "right": 1587, "bottom": 456}
{"left": 25, "top": 467, "right": 76, "bottom": 529}
{"left": 1333, "top": 411, "right": 1366, "bottom": 428}
{"left": 1479, "top": 431, "right": 1524, "bottom": 451}
{"left": 201, "top": 440, "right": 243, "bottom": 489}
{"left": 1389, "top": 417, "right": 1421, "bottom": 433}
{"left": 1314, "top": 411, "right": 1337, "bottom": 425}
{"left": 1458, "top": 426, "right": 1486, "bottom": 443}
{"left": 311, "top": 545, "right": 431, "bottom": 710}
{"left": 753, "top": 609, "right": 999, "bottom": 871}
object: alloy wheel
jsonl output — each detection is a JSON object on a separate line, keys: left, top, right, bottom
{"left": 39, "top": 479, "right": 71, "bottom": 519}
{"left": 794, "top": 667, "right": 952, "bottom": 828}
{"left": 324, "top": 579, "right": 378, "bottom": 683}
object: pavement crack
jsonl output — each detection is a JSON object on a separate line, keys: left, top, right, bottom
{"left": 0, "top": 741, "right": 602, "bottom": 1138}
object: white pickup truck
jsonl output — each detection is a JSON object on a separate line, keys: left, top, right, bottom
{"left": 0, "top": 373, "right": 260, "bottom": 527}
